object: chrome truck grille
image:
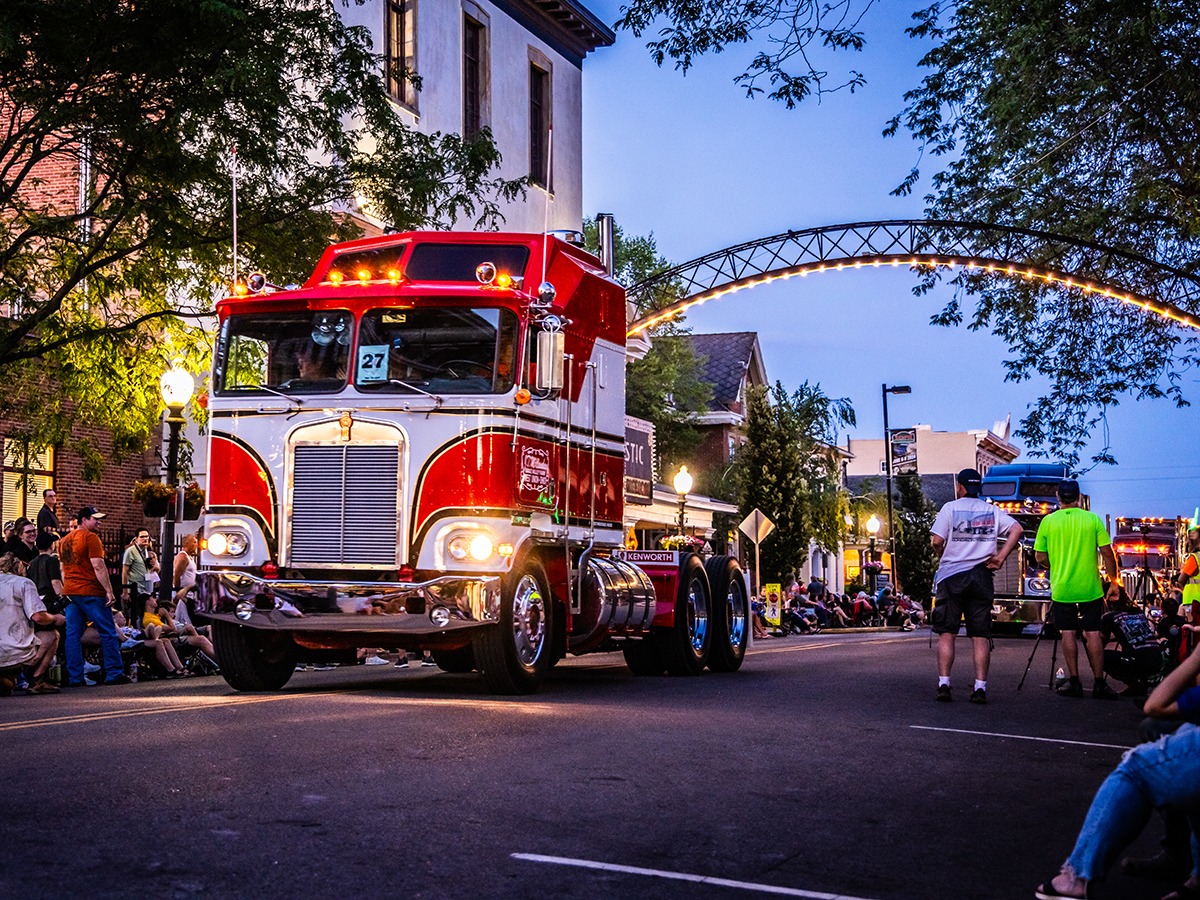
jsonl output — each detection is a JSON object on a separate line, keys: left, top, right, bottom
{"left": 289, "top": 444, "right": 400, "bottom": 567}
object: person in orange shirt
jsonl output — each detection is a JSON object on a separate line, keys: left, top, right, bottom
{"left": 60, "top": 507, "right": 128, "bottom": 686}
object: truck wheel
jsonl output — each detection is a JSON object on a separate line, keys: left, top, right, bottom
{"left": 474, "top": 560, "right": 552, "bottom": 694}
{"left": 656, "top": 553, "right": 711, "bottom": 676}
{"left": 432, "top": 646, "right": 476, "bottom": 673}
{"left": 212, "top": 620, "right": 297, "bottom": 692}
{"left": 622, "top": 639, "right": 665, "bottom": 676}
{"left": 705, "top": 556, "right": 749, "bottom": 672}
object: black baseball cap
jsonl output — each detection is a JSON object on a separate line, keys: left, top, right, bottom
{"left": 956, "top": 468, "right": 983, "bottom": 495}
{"left": 1057, "top": 480, "right": 1081, "bottom": 502}
{"left": 78, "top": 506, "right": 106, "bottom": 521}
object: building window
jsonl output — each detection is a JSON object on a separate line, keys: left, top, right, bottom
{"left": 2, "top": 439, "right": 53, "bottom": 522}
{"left": 463, "top": 16, "right": 486, "bottom": 138}
{"left": 386, "top": 0, "right": 417, "bottom": 110}
{"left": 529, "top": 62, "right": 551, "bottom": 188}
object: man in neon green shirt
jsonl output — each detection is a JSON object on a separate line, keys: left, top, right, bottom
{"left": 1034, "top": 479, "right": 1121, "bottom": 699}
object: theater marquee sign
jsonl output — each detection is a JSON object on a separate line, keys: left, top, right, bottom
{"left": 624, "top": 416, "right": 655, "bottom": 505}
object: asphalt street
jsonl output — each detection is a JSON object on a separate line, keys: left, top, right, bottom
{"left": 0, "top": 631, "right": 1178, "bottom": 899}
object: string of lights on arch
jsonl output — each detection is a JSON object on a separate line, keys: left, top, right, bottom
{"left": 625, "top": 220, "right": 1200, "bottom": 338}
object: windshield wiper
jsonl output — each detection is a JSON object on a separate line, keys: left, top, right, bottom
{"left": 386, "top": 379, "right": 443, "bottom": 405}
{"left": 245, "top": 383, "right": 304, "bottom": 405}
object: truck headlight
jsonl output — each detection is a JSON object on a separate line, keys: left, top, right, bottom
{"left": 447, "top": 532, "right": 494, "bottom": 562}
{"left": 207, "top": 530, "right": 249, "bottom": 558}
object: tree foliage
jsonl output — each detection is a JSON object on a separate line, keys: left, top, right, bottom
{"left": 887, "top": 1, "right": 1200, "bottom": 466}
{"left": 894, "top": 473, "right": 937, "bottom": 603}
{"left": 733, "top": 381, "right": 854, "bottom": 581}
{"left": 613, "top": 0, "right": 1200, "bottom": 466}
{"left": 583, "top": 217, "right": 711, "bottom": 479}
{"left": 614, "top": 0, "right": 875, "bottom": 106}
{"left": 0, "top": 0, "right": 523, "bottom": 473}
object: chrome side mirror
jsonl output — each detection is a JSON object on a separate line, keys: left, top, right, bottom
{"left": 536, "top": 323, "right": 565, "bottom": 391}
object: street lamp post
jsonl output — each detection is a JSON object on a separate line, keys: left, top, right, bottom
{"left": 159, "top": 361, "right": 195, "bottom": 608}
{"left": 866, "top": 514, "right": 881, "bottom": 595}
{"left": 882, "top": 383, "right": 911, "bottom": 591}
{"left": 673, "top": 465, "right": 693, "bottom": 537}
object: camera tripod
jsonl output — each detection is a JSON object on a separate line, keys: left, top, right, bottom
{"left": 1017, "top": 613, "right": 1060, "bottom": 691}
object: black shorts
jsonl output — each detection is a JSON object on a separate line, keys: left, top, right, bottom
{"left": 932, "top": 564, "right": 994, "bottom": 638}
{"left": 1051, "top": 599, "right": 1104, "bottom": 633}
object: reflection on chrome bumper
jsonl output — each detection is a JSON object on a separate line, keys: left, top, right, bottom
{"left": 196, "top": 571, "right": 502, "bottom": 634}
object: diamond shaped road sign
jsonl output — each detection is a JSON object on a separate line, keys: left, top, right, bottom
{"left": 738, "top": 509, "right": 775, "bottom": 543}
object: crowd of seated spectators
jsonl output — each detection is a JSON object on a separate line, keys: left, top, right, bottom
{"left": 0, "top": 530, "right": 219, "bottom": 694}
{"left": 748, "top": 578, "right": 928, "bottom": 638}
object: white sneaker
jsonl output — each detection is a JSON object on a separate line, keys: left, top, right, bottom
{"left": 83, "top": 661, "right": 101, "bottom": 675}
{"left": 364, "top": 655, "right": 390, "bottom": 666}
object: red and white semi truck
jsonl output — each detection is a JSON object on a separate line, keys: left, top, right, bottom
{"left": 195, "top": 230, "right": 749, "bottom": 693}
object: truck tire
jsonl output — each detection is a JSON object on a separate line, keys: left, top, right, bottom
{"left": 212, "top": 620, "right": 297, "bottom": 692}
{"left": 622, "top": 639, "right": 665, "bottom": 676}
{"left": 432, "top": 646, "right": 476, "bottom": 673}
{"left": 656, "top": 553, "right": 711, "bottom": 676}
{"left": 705, "top": 555, "right": 749, "bottom": 672}
{"left": 474, "top": 560, "right": 552, "bottom": 694}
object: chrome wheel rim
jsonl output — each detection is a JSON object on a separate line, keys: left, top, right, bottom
{"left": 726, "top": 582, "right": 747, "bottom": 649}
{"left": 512, "top": 574, "right": 546, "bottom": 668}
{"left": 687, "top": 576, "right": 709, "bottom": 653}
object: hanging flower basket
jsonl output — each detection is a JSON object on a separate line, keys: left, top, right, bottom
{"left": 182, "top": 482, "right": 205, "bottom": 520}
{"left": 659, "top": 534, "right": 706, "bottom": 552}
{"left": 132, "top": 480, "right": 172, "bottom": 518}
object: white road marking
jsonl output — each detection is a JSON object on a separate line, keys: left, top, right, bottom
{"left": 911, "top": 725, "right": 1131, "bottom": 750}
{"left": 511, "top": 852, "right": 880, "bottom": 899}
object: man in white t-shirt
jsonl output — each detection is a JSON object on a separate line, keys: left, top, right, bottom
{"left": 929, "top": 468, "right": 1023, "bottom": 704}
{"left": 0, "top": 554, "right": 66, "bottom": 695}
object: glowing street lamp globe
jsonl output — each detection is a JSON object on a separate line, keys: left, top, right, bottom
{"left": 673, "top": 465, "right": 694, "bottom": 497}
{"left": 866, "top": 514, "right": 882, "bottom": 536}
{"left": 160, "top": 362, "right": 195, "bottom": 410}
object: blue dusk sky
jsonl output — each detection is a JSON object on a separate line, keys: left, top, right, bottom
{"left": 581, "top": 1, "right": 1200, "bottom": 524}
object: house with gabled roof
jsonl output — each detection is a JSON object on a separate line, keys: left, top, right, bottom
{"left": 671, "top": 331, "right": 768, "bottom": 484}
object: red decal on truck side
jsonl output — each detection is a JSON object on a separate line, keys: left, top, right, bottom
{"left": 208, "top": 434, "right": 276, "bottom": 534}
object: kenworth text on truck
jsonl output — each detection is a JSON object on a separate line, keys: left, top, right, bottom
{"left": 195, "top": 230, "right": 749, "bottom": 693}
{"left": 980, "top": 463, "right": 1083, "bottom": 634}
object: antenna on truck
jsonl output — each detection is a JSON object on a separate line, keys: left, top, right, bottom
{"left": 231, "top": 143, "right": 240, "bottom": 290}
{"left": 540, "top": 127, "right": 553, "bottom": 283}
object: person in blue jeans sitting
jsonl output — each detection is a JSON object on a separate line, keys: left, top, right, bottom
{"left": 1035, "top": 643, "right": 1200, "bottom": 899}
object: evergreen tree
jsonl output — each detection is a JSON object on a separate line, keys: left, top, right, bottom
{"left": 894, "top": 473, "right": 938, "bottom": 604}
{"left": 734, "top": 381, "right": 854, "bottom": 582}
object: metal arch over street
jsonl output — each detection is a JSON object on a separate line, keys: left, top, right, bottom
{"left": 626, "top": 219, "right": 1200, "bottom": 336}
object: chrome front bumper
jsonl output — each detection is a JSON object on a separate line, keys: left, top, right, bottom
{"left": 196, "top": 571, "right": 502, "bottom": 635}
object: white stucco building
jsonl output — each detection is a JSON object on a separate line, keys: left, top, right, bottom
{"left": 342, "top": 0, "right": 613, "bottom": 233}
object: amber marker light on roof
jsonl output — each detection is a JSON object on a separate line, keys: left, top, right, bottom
{"left": 328, "top": 271, "right": 344, "bottom": 286}
{"left": 357, "top": 268, "right": 371, "bottom": 283}
{"left": 387, "top": 268, "right": 402, "bottom": 284}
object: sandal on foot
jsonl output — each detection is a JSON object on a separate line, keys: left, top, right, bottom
{"left": 1035, "top": 876, "right": 1087, "bottom": 899}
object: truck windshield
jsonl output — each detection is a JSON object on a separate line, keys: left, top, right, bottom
{"left": 355, "top": 307, "right": 517, "bottom": 394}
{"left": 215, "top": 311, "right": 352, "bottom": 394}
